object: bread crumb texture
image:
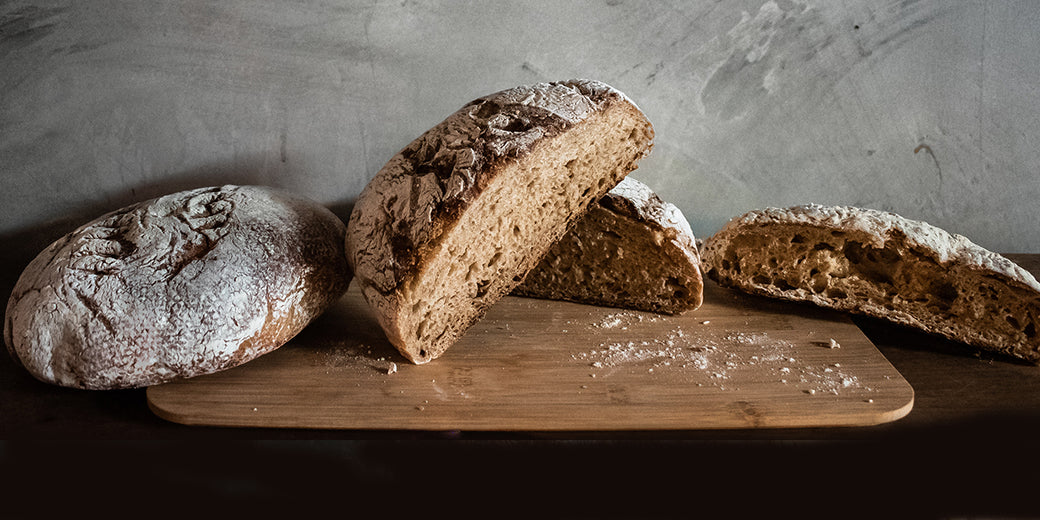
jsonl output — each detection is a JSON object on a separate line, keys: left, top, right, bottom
{"left": 515, "top": 177, "right": 703, "bottom": 314}
{"left": 346, "top": 79, "right": 654, "bottom": 364}
{"left": 701, "top": 204, "right": 1040, "bottom": 363}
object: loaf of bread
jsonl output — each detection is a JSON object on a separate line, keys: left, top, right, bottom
{"left": 4, "top": 185, "right": 351, "bottom": 389}
{"left": 346, "top": 79, "right": 654, "bottom": 364}
{"left": 513, "top": 177, "right": 702, "bottom": 314}
{"left": 700, "top": 204, "right": 1040, "bottom": 363}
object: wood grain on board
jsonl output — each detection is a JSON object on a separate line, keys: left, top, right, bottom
{"left": 147, "top": 279, "right": 914, "bottom": 431}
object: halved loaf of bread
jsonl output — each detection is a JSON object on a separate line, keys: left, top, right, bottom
{"left": 513, "top": 177, "right": 702, "bottom": 314}
{"left": 4, "top": 186, "right": 351, "bottom": 389}
{"left": 700, "top": 204, "right": 1040, "bottom": 363}
{"left": 346, "top": 79, "right": 654, "bottom": 364}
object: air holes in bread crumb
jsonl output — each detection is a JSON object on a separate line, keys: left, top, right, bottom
{"left": 826, "top": 288, "right": 848, "bottom": 299}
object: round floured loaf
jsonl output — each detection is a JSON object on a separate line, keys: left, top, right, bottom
{"left": 513, "top": 177, "right": 703, "bottom": 314}
{"left": 701, "top": 204, "right": 1040, "bottom": 363}
{"left": 4, "top": 185, "right": 351, "bottom": 389}
{"left": 346, "top": 79, "right": 654, "bottom": 364}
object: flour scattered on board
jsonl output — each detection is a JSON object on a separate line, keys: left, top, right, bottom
{"left": 592, "top": 311, "right": 662, "bottom": 330}
{"left": 574, "top": 322, "right": 871, "bottom": 396}
{"left": 315, "top": 340, "right": 399, "bottom": 375}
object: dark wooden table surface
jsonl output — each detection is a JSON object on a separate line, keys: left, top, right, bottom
{"left": 3, "top": 249, "right": 1039, "bottom": 518}
{"left": 5, "top": 254, "right": 1040, "bottom": 441}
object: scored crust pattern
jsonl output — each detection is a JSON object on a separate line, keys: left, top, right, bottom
{"left": 5, "top": 185, "right": 350, "bottom": 389}
{"left": 68, "top": 187, "right": 234, "bottom": 282}
{"left": 349, "top": 80, "right": 632, "bottom": 297}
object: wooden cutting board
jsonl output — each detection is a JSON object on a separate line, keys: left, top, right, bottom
{"left": 147, "top": 281, "right": 914, "bottom": 431}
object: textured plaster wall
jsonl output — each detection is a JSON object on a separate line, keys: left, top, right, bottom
{"left": 2, "top": 0, "right": 1038, "bottom": 254}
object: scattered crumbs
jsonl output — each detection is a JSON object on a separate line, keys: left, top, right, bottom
{"left": 795, "top": 366, "right": 868, "bottom": 396}
{"left": 865, "top": 399, "right": 874, "bottom": 404}
{"left": 701, "top": 320, "right": 711, "bottom": 325}
{"left": 574, "top": 326, "right": 872, "bottom": 397}
{"left": 416, "top": 406, "right": 425, "bottom": 411}
{"left": 575, "top": 328, "right": 800, "bottom": 390}
{"left": 317, "top": 341, "right": 408, "bottom": 376}
{"left": 812, "top": 339, "right": 842, "bottom": 349}
{"left": 592, "top": 311, "right": 661, "bottom": 329}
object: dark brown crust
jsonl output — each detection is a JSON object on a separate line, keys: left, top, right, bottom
{"left": 347, "top": 80, "right": 632, "bottom": 297}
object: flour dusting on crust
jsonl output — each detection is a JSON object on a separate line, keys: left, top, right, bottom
{"left": 702, "top": 204, "right": 1040, "bottom": 363}
{"left": 722, "top": 204, "right": 1040, "bottom": 292}
{"left": 4, "top": 185, "right": 350, "bottom": 389}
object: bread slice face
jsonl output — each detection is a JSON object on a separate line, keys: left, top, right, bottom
{"left": 346, "top": 79, "right": 654, "bottom": 364}
{"left": 513, "top": 177, "right": 702, "bottom": 314}
{"left": 4, "top": 186, "right": 351, "bottom": 389}
{"left": 701, "top": 204, "right": 1040, "bottom": 363}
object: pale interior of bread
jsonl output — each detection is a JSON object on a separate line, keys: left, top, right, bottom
{"left": 710, "top": 225, "right": 1040, "bottom": 358}
{"left": 514, "top": 204, "right": 701, "bottom": 314}
{"left": 394, "top": 106, "right": 651, "bottom": 363}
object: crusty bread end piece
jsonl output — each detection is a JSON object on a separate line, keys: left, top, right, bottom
{"left": 514, "top": 177, "right": 702, "bottom": 314}
{"left": 346, "top": 79, "right": 654, "bottom": 364}
{"left": 701, "top": 204, "right": 1040, "bottom": 363}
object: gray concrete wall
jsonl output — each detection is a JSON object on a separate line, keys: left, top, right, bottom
{"left": 2, "top": 0, "right": 1038, "bottom": 254}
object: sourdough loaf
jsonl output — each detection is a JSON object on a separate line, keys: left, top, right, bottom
{"left": 514, "top": 177, "right": 702, "bottom": 314}
{"left": 4, "top": 185, "right": 351, "bottom": 389}
{"left": 700, "top": 204, "right": 1040, "bottom": 363}
{"left": 346, "top": 79, "right": 654, "bottom": 364}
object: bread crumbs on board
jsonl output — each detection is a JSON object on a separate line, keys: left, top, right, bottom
{"left": 592, "top": 311, "right": 662, "bottom": 330}
{"left": 573, "top": 327, "right": 871, "bottom": 396}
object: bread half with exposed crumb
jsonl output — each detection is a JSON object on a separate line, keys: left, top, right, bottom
{"left": 346, "top": 79, "right": 654, "bottom": 364}
{"left": 514, "top": 177, "right": 702, "bottom": 314}
{"left": 700, "top": 204, "right": 1040, "bottom": 363}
